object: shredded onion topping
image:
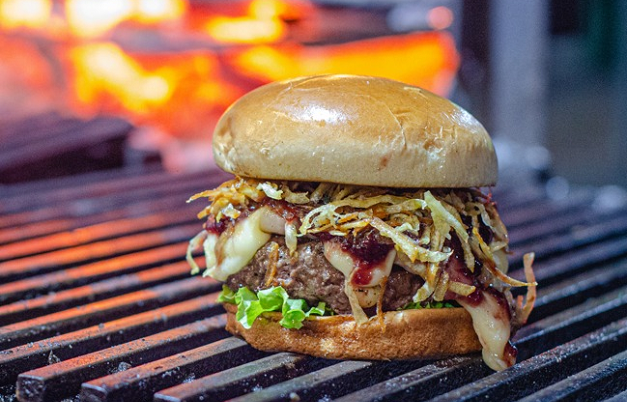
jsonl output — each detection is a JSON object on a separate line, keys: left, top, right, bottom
{"left": 188, "top": 177, "right": 535, "bottom": 319}
{"left": 517, "top": 252, "right": 538, "bottom": 325}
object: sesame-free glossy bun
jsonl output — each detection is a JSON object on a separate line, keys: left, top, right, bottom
{"left": 224, "top": 303, "right": 482, "bottom": 360}
{"left": 213, "top": 75, "right": 497, "bottom": 188}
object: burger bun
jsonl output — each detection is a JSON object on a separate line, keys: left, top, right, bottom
{"left": 224, "top": 303, "right": 482, "bottom": 360}
{"left": 213, "top": 75, "right": 497, "bottom": 188}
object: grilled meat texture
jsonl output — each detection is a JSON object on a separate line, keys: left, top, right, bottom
{"left": 225, "top": 237, "right": 423, "bottom": 314}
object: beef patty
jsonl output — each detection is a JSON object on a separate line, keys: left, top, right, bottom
{"left": 225, "top": 237, "right": 424, "bottom": 314}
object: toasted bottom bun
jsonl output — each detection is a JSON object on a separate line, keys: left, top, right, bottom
{"left": 224, "top": 303, "right": 481, "bottom": 360}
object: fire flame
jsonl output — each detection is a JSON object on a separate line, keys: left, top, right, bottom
{"left": 205, "top": 0, "right": 310, "bottom": 44}
{"left": 206, "top": 16, "right": 285, "bottom": 44}
{"left": 65, "top": 0, "right": 132, "bottom": 38}
{"left": 0, "top": 0, "right": 51, "bottom": 30}
{"left": 69, "top": 43, "right": 172, "bottom": 114}
{"left": 1, "top": 0, "right": 460, "bottom": 146}
{"left": 229, "top": 32, "right": 458, "bottom": 95}
{"left": 65, "top": 0, "right": 186, "bottom": 38}
{"left": 63, "top": 42, "right": 245, "bottom": 138}
{"left": 134, "top": 0, "right": 186, "bottom": 24}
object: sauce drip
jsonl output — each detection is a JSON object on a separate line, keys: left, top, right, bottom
{"left": 205, "top": 216, "right": 228, "bottom": 235}
{"left": 335, "top": 230, "right": 394, "bottom": 287}
{"left": 351, "top": 265, "right": 375, "bottom": 287}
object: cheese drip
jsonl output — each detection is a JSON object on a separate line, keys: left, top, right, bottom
{"left": 193, "top": 207, "right": 287, "bottom": 281}
{"left": 323, "top": 241, "right": 396, "bottom": 320}
{"left": 458, "top": 291, "right": 514, "bottom": 371}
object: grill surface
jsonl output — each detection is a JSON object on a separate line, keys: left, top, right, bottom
{"left": 1, "top": 167, "right": 627, "bottom": 402}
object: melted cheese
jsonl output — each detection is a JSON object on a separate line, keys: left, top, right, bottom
{"left": 210, "top": 209, "right": 272, "bottom": 281}
{"left": 458, "top": 291, "right": 512, "bottom": 371}
{"left": 186, "top": 230, "right": 208, "bottom": 275}
{"left": 353, "top": 286, "right": 381, "bottom": 308}
{"left": 322, "top": 241, "right": 396, "bottom": 287}
{"left": 258, "top": 208, "right": 286, "bottom": 234}
{"left": 323, "top": 241, "right": 395, "bottom": 315}
{"left": 201, "top": 232, "right": 218, "bottom": 277}
{"left": 201, "top": 207, "right": 290, "bottom": 281}
{"left": 323, "top": 241, "right": 354, "bottom": 277}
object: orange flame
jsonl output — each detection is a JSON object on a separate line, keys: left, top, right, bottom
{"left": 204, "top": 0, "right": 308, "bottom": 44}
{"left": 229, "top": 31, "right": 459, "bottom": 95}
{"left": 0, "top": 0, "right": 51, "bottom": 30}
{"left": 69, "top": 43, "right": 172, "bottom": 114}
{"left": 66, "top": 0, "right": 131, "bottom": 38}
{"left": 65, "top": 0, "right": 186, "bottom": 38}
{"left": 1, "top": 0, "right": 459, "bottom": 145}
{"left": 134, "top": 0, "right": 185, "bottom": 24}
{"left": 63, "top": 42, "right": 245, "bottom": 138}
{"left": 206, "top": 17, "right": 285, "bottom": 44}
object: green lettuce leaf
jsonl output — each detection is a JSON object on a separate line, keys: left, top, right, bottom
{"left": 400, "top": 300, "right": 458, "bottom": 310}
{"left": 217, "top": 284, "right": 236, "bottom": 303}
{"left": 219, "top": 285, "right": 328, "bottom": 330}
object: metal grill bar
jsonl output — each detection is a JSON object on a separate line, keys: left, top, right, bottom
{"left": 429, "top": 318, "right": 627, "bottom": 402}
{"left": 491, "top": 185, "right": 545, "bottom": 210}
{"left": 334, "top": 357, "right": 485, "bottom": 402}
{"left": 0, "top": 276, "right": 218, "bottom": 349}
{"left": 229, "top": 361, "right": 379, "bottom": 402}
{"left": 529, "top": 259, "right": 627, "bottom": 318}
{"left": 1, "top": 169, "right": 217, "bottom": 210}
{"left": 1, "top": 166, "right": 178, "bottom": 199}
{"left": 594, "top": 386, "right": 627, "bottom": 402}
{"left": 499, "top": 191, "right": 593, "bottom": 229}
{"left": 0, "top": 116, "right": 132, "bottom": 184}
{"left": 80, "top": 338, "right": 268, "bottom": 402}
{"left": 0, "top": 261, "right": 194, "bottom": 325}
{"left": 508, "top": 207, "right": 627, "bottom": 246}
{"left": 0, "top": 194, "right": 195, "bottom": 246}
{"left": 512, "top": 236, "right": 627, "bottom": 287}
{"left": 0, "top": 294, "right": 222, "bottom": 385}
{"left": 0, "top": 224, "right": 198, "bottom": 287}
{"left": 335, "top": 289, "right": 627, "bottom": 402}
{"left": 1, "top": 118, "right": 94, "bottom": 153}
{"left": 516, "top": 349, "right": 627, "bottom": 402}
{"left": 154, "top": 353, "right": 332, "bottom": 402}
{"left": 0, "top": 177, "right": 207, "bottom": 228}
{"left": 0, "top": 112, "right": 68, "bottom": 141}
{"left": 16, "top": 316, "right": 229, "bottom": 402}
{"left": 515, "top": 286, "right": 627, "bottom": 360}
{"left": 1, "top": 167, "right": 626, "bottom": 401}
{"left": 0, "top": 207, "right": 198, "bottom": 261}
{"left": 0, "top": 243, "right": 193, "bottom": 303}
{"left": 509, "top": 214, "right": 627, "bottom": 262}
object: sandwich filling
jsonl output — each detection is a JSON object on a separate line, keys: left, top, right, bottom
{"left": 187, "top": 177, "right": 536, "bottom": 371}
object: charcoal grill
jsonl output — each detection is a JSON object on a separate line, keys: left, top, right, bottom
{"left": 2, "top": 133, "right": 627, "bottom": 402}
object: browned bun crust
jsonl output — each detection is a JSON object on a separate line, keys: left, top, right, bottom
{"left": 224, "top": 303, "right": 481, "bottom": 360}
{"left": 213, "top": 74, "right": 497, "bottom": 188}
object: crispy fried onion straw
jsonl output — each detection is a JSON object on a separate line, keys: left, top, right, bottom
{"left": 187, "top": 178, "right": 536, "bottom": 320}
{"left": 517, "top": 253, "right": 538, "bottom": 324}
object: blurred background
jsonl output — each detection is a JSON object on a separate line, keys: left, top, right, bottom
{"left": 1, "top": 0, "right": 625, "bottom": 196}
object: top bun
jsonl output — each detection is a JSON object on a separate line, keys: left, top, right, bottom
{"left": 212, "top": 75, "right": 497, "bottom": 188}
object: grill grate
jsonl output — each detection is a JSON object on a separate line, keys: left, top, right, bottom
{"left": 0, "top": 114, "right": 134, "bottom": 185}
{"left": 1, "top": 168, "right": 626, "bottom": 402}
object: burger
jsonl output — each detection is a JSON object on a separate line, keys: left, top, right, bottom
{"left": 186, "top": 75, "right": 536, "bottom": 371}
